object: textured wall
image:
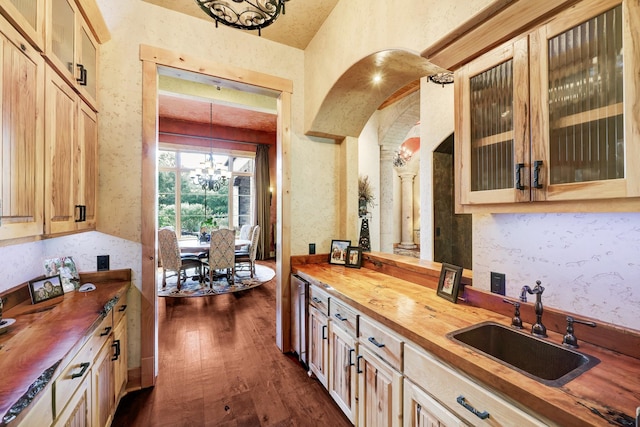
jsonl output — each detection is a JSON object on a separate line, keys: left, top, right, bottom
{"left": 474, "top": 213, "right": 640, "bottom": 329}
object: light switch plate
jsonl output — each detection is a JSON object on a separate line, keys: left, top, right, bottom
{"left": 97, "top": 255, "right": 110, "bottom": 271}
{"left": 491, "top": 272, "right": 506, "bottom": 295}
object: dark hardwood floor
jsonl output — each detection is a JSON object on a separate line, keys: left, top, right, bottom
{"left": 112, "top": 260, "right": 351, "bottom": 427}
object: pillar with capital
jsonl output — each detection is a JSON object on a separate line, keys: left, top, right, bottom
{"left": 379, "top": 145, "right": 398, "bottom": 253}
{"left": 397, "top": 172, "right": 417, "bottom": 249}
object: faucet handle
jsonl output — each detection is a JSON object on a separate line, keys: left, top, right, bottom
{"left": 502, "top": 299, "right": 523, "bottom": 329}
{"left": 562, "top": 316, "right": 596, "bottom": 348}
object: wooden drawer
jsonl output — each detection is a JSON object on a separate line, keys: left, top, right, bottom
{"left": 113, "top": 293, "right": 128, "bottom": 326}
{"left": 329, "top": 297, "right": 357, "bottom": 337}
{"left": 404, "top": 343, "right": 549, "bottom": 427}
{"left": 54, "top": 335, "right": 96, "bottom": 417}
{"left": 309, "top": 285, "right": 330, "bottom": 316}
{"left": 358, "top": 316, "right": 403, "bottom": 371}
{"left": 17, "top": 386, "right": 53, "bottom": 427}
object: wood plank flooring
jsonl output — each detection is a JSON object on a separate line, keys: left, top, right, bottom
{"left": 112, "top": 260, "right": 351, "bottom": 427}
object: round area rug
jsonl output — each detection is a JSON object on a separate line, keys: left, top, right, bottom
{"left": 158, "top": 264, "right": 275, "bottom": 297}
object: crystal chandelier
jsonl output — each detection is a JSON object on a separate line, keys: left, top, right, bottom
{"left": 190, "top": 104, "right": 231, "bottom": 191}
{"left": 194, "top": 0, "right": 290, "bottom": 36}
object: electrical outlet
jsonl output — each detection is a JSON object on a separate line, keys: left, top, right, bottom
{"left": 491, "top": 272, "right": 506, "bottom": 295}
{"left": 309, "top": 243, "right": 316, "bottom": 255}
{"left": 97, "top": 255, "right": 110, "bottom": 271}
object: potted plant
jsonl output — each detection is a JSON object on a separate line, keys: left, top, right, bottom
{"left": 200, "top": 217, "right": 218, "bottom": 242}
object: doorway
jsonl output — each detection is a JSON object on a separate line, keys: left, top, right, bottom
{"left": 140, "top": 45, "right": 293, "bottom": 388}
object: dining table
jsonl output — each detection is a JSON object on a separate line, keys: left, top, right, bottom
{"left": 178, "top": 238, "right": 251, "bottom": 254}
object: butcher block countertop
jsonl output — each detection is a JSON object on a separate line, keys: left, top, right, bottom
{"left": 0, "top": 269, "right": 131, "bottom": 425}
{"left": 292, "top": 254, "right": 639, "bottom": 427}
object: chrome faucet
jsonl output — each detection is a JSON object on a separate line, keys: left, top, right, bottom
{"left": 520, "top": 280, "right": 547, "bottom": 338}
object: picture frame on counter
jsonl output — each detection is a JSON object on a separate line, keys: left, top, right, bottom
{"left": 345, "top": 246, "right": 362, "bottom": 268}
{"left": 436, "top": 263, "right": 463, "bottom": 303}
{"left": 329, "top": 239, "right": 351, "bottom": 265}
{"left": 28, "top": 274, "right": 64, "bottom": 304}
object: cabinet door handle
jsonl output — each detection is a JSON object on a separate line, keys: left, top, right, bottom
{"left": 119, "top": 304, "right": 128, "bottom": 312}
{"left": 71, "top": 362, "right": 90, "bottom": 379}
{"left": 533, "top": 160, "right": 543, "bottom": 189}
{"left": 348, "top": 348, "right": 355, "bottom": 366}
{"left": 322, "top": 325, "right": 327, "bottom": 340}
{"left": 368, "top": 336, "right": 385, "bottom": 348}
{"left": 75, "top": 205, "right": 82, "bottom": 222}
{"left": 515, "top": 163, "right": 525, "bottom": 190}
{"left": 334, "top": 313, "right": 347, "bottom": 321}
{"left": 112, "top": 339, "right": 121, "bottom": 361}
{"left": 76, "top": 64, "right": 87, "bottom": 86}
{"left": 456, "top": 395, "right": 490, "bottom": 420}
{"left": 100, "top": 326, "right": 112, "bottom": 336}
{"left": 356, "top": 355, "right": 363, "bottom": 374}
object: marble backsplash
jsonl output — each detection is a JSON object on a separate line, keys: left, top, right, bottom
{"left": 473, "top": 213, "right": 640, "bottom": 330}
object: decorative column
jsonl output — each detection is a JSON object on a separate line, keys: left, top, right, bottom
{"left": 379, "top": 145, "right": 397, "bottom": 253}
{"left": 398, "top": 172, "right": 417, "bottom": 249}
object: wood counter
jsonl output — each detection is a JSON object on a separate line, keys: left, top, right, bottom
{"left": 0, "top": 269, "right": 131, "bottom": 425}
{"left": 292, "top": 258, "right": 639, "bottom": 427}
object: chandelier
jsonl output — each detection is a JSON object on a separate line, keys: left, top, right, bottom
{"left": 189, "top": 103, "right": 231, "bottom": 191}
{"left": 194, "top": 0, "right": 290, "bottom": 36}
{"left": 428, "top": 72, "right": 454, "bottom": 87}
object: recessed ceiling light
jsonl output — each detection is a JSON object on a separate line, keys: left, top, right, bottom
{"left": 372, "top": 74, "right": 382, "bottom": 84}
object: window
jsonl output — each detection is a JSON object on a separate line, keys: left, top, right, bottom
{"left": 158, "top": 147, "right": 255, "bottom": 238}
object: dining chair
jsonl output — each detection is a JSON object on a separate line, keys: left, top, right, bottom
{"left": 158, "top": 228, "right": 203, "bottom": 290}
{"left": 202, "top": 228, "right": 235, "bottom": 285}
{"left": 235, "top": 225, "right": 260, "bottom": 278}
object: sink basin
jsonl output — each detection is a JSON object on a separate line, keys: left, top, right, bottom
{"left": 447, "top": 321, "right": 600, "bottom": 387}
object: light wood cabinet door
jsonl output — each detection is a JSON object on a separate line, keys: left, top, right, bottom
{"left": 455, "top": 0, "right": 640, "bottom": 210}
{"left": 357, "top": 346, "right": 403, "bottom": 427}
{"left": 54, "top": 374, "right": 92, "bottom": 427}
{"left": 45, "top": 0, "right": 98, "bottom": 109}
{"left": 45, "top": 66, "right": 77, "bottom": 234}
{"left": 92, "top": 340, "right": 115, "bottom": 427}
{"left": 403, "top": 379, "right": 465, "bottom": 427}
{"left": 308, "top": 304, "right": 329, "bottom": 389}
{"left": 76, "top": 100, "right": 97, "bottom": 230}
{"left": 113, "top": 315, "right": 128, "bottom": 402}
{"left": 0, "top": 17, "right": 44, "bottom": 240}
{"left": 0, "top": 0, "right": 45, "bottom": 50}
{"left": 328, "top": 321, "right": 357, "bottom": 423}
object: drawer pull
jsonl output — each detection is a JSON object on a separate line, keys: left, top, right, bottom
{"left": 457, "top": 395, "right": 490, "bottom": 420}
{"left": 312, "top": 297, "right": 322, "bottom": 304}
{"left": 119, "top": 304, "right": 128, "bottom": 312}
{"left": 100, "top": 326, "right": 112, "bottom": 336}
{"left": 356, "top": 355, "right": 363, "bottom": 374}
{"left": 334, "top": 313, "right": 348, "bottom": 321}
{"left": 71, "top": 362, "right": 90, "bottom": 379}
{"left": 368, "top": 336, "right": 385, "bottom": 348}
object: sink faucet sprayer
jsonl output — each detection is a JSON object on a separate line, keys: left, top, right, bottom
{"left": 520, "top": 280, "right": 547, "bottom": 338}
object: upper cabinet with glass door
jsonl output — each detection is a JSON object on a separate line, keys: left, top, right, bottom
{"left": 0, "top": 0, "right": 46, "bottom": 50}
{"left": 46, "top": 0, "right": 98, "bottom": 109}
{"left": 453, "top": 0, "right": 639, "bottom": 212}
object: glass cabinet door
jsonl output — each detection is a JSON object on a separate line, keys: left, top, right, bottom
{"left": 531, "top": 0, "right": 639, "bottom": 201}
{"left": 456, "top": 36, "right": 530, "bottom": 205}
{"left": 50, "top": 0, "right": 76, "bottom": 76}
{"left": 78, "top": 23, "right": 98, "bottom": 106}
{"left": 0, "top": 0, "right": 46, "bottom": 49}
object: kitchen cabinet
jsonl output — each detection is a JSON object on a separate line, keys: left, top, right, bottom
{"left": 404, "top": 343, "right": 549, "bottom": 426}
{"left": 53, "top": 374, "right": 91, "bottom": 427}
{"left": 356, "top": 346, "right": 403, "bottom": 427}
{"left": 308, "top": 304, "right": 329, "bottom": 389}
{"left": 0, "top": 0, "right": 46, "bottom": 50}
{"left": 328, "top": 298, "right": 358, "bottom": 423}
{"left": 403, "top": 379, "right": 465, "bottom": 427}
{"left": 113, "top": 295, "right": 128, "bottom": 403}
{"left": 46, "top": 0, "right": 98, "bottom": 109}
{"left": 92, "top": 337, "right": 115, "bottom": 427}
{"left": 0, "top": 15, "right": 44, "bottom": 240}
{"left": 44, "top": 65, "right": 97, "bottom": 235}
{"left": 455, "top": 0, "right": 640, "bottom": 210}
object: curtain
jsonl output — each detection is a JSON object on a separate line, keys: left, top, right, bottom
{"left": 255, "top": 144, "right": 271, "bottom": 260}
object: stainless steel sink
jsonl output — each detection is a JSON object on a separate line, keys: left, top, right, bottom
{"left": 447, "top": 321, "right": 600, "bottom": 387}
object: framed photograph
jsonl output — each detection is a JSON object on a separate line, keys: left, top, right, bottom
{"left": 28, "top": 275, "right": 65, "bottom": 304}
{"left": 44, "top": 256, "right": 80, "bottom": 292}
{"left": 436, "top": 263, "right": 463, "bottom": 303}
{"left": 329, "top": 239, "right": 351, "bottom": 265}
{"left": 345, "top": 246, "right": 362, "bottom": 268}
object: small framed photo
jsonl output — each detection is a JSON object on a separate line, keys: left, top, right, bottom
{"left": 436, "top": 263, "right": 463, "bottom": 303}
{"left": 329, "top": 239, "right": 351, "bottom": 265}
{"left": 345, "top": 246, "right": 362, "bottom": 268}
{"left": 28, "top": 275, "right": 65, "bottom": 304}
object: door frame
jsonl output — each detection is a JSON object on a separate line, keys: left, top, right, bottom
{"left": 140, "top": 44, "right": 292, "bottom": 387}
